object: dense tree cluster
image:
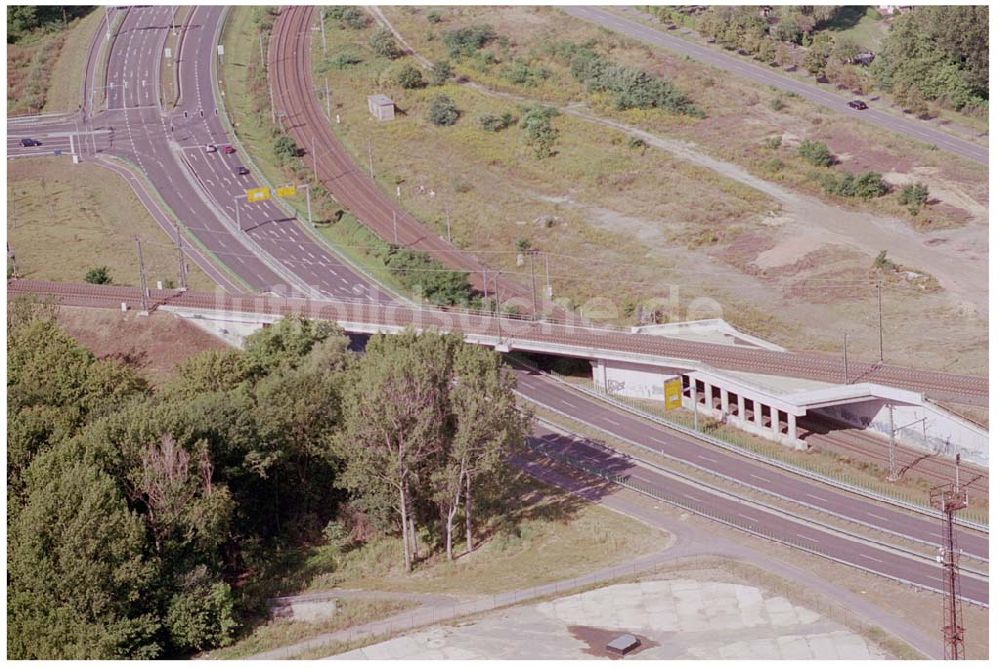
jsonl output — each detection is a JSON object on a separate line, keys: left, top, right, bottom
{"left": 690, "top": 5, "right": 987, "bottom": 114}
{"left": 370, "top": 239, "right": 476, "bottom": 307}
{"left": 7, "top": 301, "right": 528, "bottom": 658}
{"left": 7, "top": 5, "right": 91, "bottom": 43}
{"left": 873, "top": 6, "right": 987, "bottom": 112}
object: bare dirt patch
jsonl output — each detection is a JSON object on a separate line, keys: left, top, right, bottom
{"left": 55, "top": 306, "right": 228, "bottom": 386}
{"left": 568, "top": 625, "right": 660, "bottom": 659}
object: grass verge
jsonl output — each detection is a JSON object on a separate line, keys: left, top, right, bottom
{"left": 218, "top": 6, "right": 414, "bottom": 300}
{"left": 41, "top": 9, "right": 102, "bottom": 112}
{"left": 7, "top": 157, "right": 216, "bottom": 291}
{"left": 204, "top": 598, "right": 416, "bottom": 660}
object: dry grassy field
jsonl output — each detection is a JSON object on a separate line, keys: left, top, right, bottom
{"left": 304, "top": 6, "right": 986, "bottom": 375}
{"left": 7, "top": 157, "right": 217, "bottom": 292}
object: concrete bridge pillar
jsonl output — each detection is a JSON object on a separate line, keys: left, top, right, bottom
{"left": 753, "top": 400, "right": 762, "bottom": 427}
{"left": 736, "top": 394, "right": 746, "bottom": 422}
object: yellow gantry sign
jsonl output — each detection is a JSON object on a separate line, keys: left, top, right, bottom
{"left": 276, "top": 185, "right": 297, "bottom": 198}
{"left": 246, "top": 187, "right": 270, "bottom": 203}
{"left": 663, "top": 377, "right": 683, "bottom": 412}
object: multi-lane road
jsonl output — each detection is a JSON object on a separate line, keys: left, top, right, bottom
{"left": 8, "top": 279, "right": 990, "bottom": 609}
{"left": 10, "top": 6, "right": 392, "bottom": 303}
{"left": 6, "top": 6, "right": 989, "bottom": 610}
{"left": 564, "top": 6, "right": 988, "bottom": 166}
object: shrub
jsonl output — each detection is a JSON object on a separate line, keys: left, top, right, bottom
{"left": 165, "top": 568, "right": 237, "bottom": 653}
{"left": 515, "top": 237, "right": 532, "bottom": 252}
{"left": 761, "top": 157, "right": 783, "bottom": 174}
{"left": 442, "top": 24, "right": 495, "bottom": 58}
{"left": 520, "top": 105, "right": 559, "bottom": 159}
{"left": 873, "top": 250, "right": 898, "bottom": 272}
{"left": 899, "top": 182, "right": 929, "bottom": 214}
{"left": 85, "top": 266, "right": 111, "bottom": 285}
{"left": 394, "top": 64, "right": 424, "bottom": 89}
{"left": 369, "top": 27, "right": 402, "bottom": 59}
{"left": 272, "top": 135, "right": 299, "bottom": 163}
{"left": 426, "top": 10, "right": 442, "bottom": 24}
{"left": 628, "top": 136, "right": 648, "bottom": 151}
{"left": 479, "top": 112, "right": 516, "bottom": 132}
{"left": 568, "top": 46, "right": 702, "bottom": 116}
{"left": 328, "top": 6, "right": 368, "bottom": 29}
{"left": 769, "top": 97, "right": 786, "bottom": 111}
{"left": 797, "top": 139, "right": 834, "bottom": 166}
{"left": 427, "top": 95, "right": 459, "bottom": 126}
{"left": 763, "top": 135, "right": 782, "bottom": 149}
{"left": 331, "top": 52, "right": 363, "bottom": 69}
{"left": 430, "top": 60, "right": 452, "bottom": 85}
{"left": 852, "top": 171, "right": 889, "bottom": 200}
{"left": 821, "top": 170, "right": 888, "bottom": 199}
{"left": 501, "top": 59, "right": 550, "bottom": 87}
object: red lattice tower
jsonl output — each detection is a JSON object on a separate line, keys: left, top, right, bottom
{"left": 929, "top": 455, "right": 968, "bottom": 660}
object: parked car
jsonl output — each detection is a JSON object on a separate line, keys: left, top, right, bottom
{"left": 19, "top": 138, "right": 41, "bottom": 147}
{"left": 222, "top": 144, "right": 236, "bottom": 154}
{"left": 236, "top": 166, "right": 250, "bottom": 175}
{"left": 205, "top": 144, "right": 217, "bottom": 153}
{"left": 848, "top": 99, "right": 869, "bottom": 110}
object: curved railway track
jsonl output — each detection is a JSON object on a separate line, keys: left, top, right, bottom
{"left": 263, "top": 7, "right": 986, "bottom": 408}
{"left": 268, "top": 7, "right": 546, "bottom": 312}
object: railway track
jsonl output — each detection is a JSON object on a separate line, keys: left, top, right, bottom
{"left": 799, "top": 416, "right": 989, "bottom": 500}
{"left": 9, "top": 280, "right": 988, "bottom": 410}
{"left": 268, "top": 6, "right": 570, "bottom": 317}
{"left": 262, "top": 7, "right": 986, "bottom": 407}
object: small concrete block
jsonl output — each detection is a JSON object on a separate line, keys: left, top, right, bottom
{"left": 606, "top": 633, "right": 641, "bottom": 656}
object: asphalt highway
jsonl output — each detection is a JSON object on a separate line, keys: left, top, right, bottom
{"left": 532, "top": 424, "right": 987, "bottom": 606}
{"left": 564, "top": 6, "right": 988, "bottom": 166}
{"left": 8, "top": 6, "right": 393, "bottom": 303}
{"left": 514, "top": 368, "right": 987, "bottom": 562}
{"left": 9, "top": 280, "right": 989, "bottom": 574}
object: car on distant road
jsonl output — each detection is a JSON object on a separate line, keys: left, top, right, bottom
{"left": 205, "top": 144, "right": 217, "bottom": 153}
{"left": 19, "top": 138, "right": 41, "bottom": 147}
{"left": 236, "top": 166, "right": 250, "bottom": 175}
{"left": 848, "top": 99, "right": 869, "bottom": 110}
{"left": 222, "top": 144, "right": 236, "bottom": 154}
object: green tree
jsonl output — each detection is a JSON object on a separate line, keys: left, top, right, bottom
{"left": 85, "top": 265, "right": 112, "bottom": 284}
{"left": 334, "top": 331, "right": 460, "bottom": 570}
{"left": 369, "top": 27, "right": 402, "bottom": 59}
{"left": 520, "top": 105, "right": 559, "bottom": 159}
{"left": 164, "top": 566, "right": 238, "bottom": 653}
{"left": 438, "top": 344, "right": 531, "bottom": 558}
{"left": 272, "top": 136, "right": 298, "bottom": 163}
{"left": 394, "top": 63, "right": 425, "bottom": 89}
{"left": 8, "top": 456, "right": 161, "bottom": 659}
{"left": 899, "top": 182, "right": 930, "bottom": 215}
{"left": 427, "top": 94, "right": 459, "bottom": 126}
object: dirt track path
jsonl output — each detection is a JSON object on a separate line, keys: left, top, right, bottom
{"left": 369, "top": 7, "right": 987, "bottom": 317}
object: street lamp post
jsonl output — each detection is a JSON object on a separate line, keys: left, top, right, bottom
{"left": 297, "top": 184, "right": 313, "bottom": 227}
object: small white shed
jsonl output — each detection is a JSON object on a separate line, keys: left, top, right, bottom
{"left": 367, "top": 94, "right": 395, "bottom": 121}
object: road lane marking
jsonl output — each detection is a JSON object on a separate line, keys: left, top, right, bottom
{"left": 749, "top": 474, "right": 772, "bottom": 483}
{"left": 696, "top": 454, "right": 718, "bottom": 463}
{"left": 865, "top": 512, "right": 891, "bottom": 522}
{"left": 858, "top": 553, "right": 883, "bottom": 564}
{"left": 604, "top": 417, "right": 622, "bottom": 426}
{"left": 737, "top": 514, "right": 757, "bottom": 523}
{"left": 805, "top": 493, "right": 828, "bottom": 502}
{"left": 795, "top": 533, "right": 819, "bottom": 543}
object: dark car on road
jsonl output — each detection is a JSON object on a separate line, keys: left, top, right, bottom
{"left": 222, "top": 144, "right": 236, "bottom": 154}
{"left": 848, "top": 100, "right": 869, "bottom": 110}
{"left": 19, "top": 138, "right": 41, "bottom": 147}
{"left": 236, "top": 166, "right": 250, "bottom": 175}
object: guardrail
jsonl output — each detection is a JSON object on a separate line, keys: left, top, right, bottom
{"left": 571, "top": 381, "right": 988, "bottom": 532}
{"left": 525, "top": 433, "right": 987, "bottom": 608}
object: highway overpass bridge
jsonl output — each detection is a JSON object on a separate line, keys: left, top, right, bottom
{"left": 9, "top": 280, "right": 989, "bottom": 466}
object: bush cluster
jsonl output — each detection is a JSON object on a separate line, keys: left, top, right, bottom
{"left": 567, "top": 45, "right": 702, "bottom": 116}
{"left": 820, "top": 170, "right": 888, "bottom": 200}
{"left": 442, "top": 24, "right": 496, "bottom": 58}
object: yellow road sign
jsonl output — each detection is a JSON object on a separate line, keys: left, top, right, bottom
{"left": 276, "top": 185, "right": 297, "bottom": 198}
{"left": 246, "top": 187, "right": 270, "bottom": 203}
{"left": 663, "top": 377, "right": 683, "bottom": 412}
